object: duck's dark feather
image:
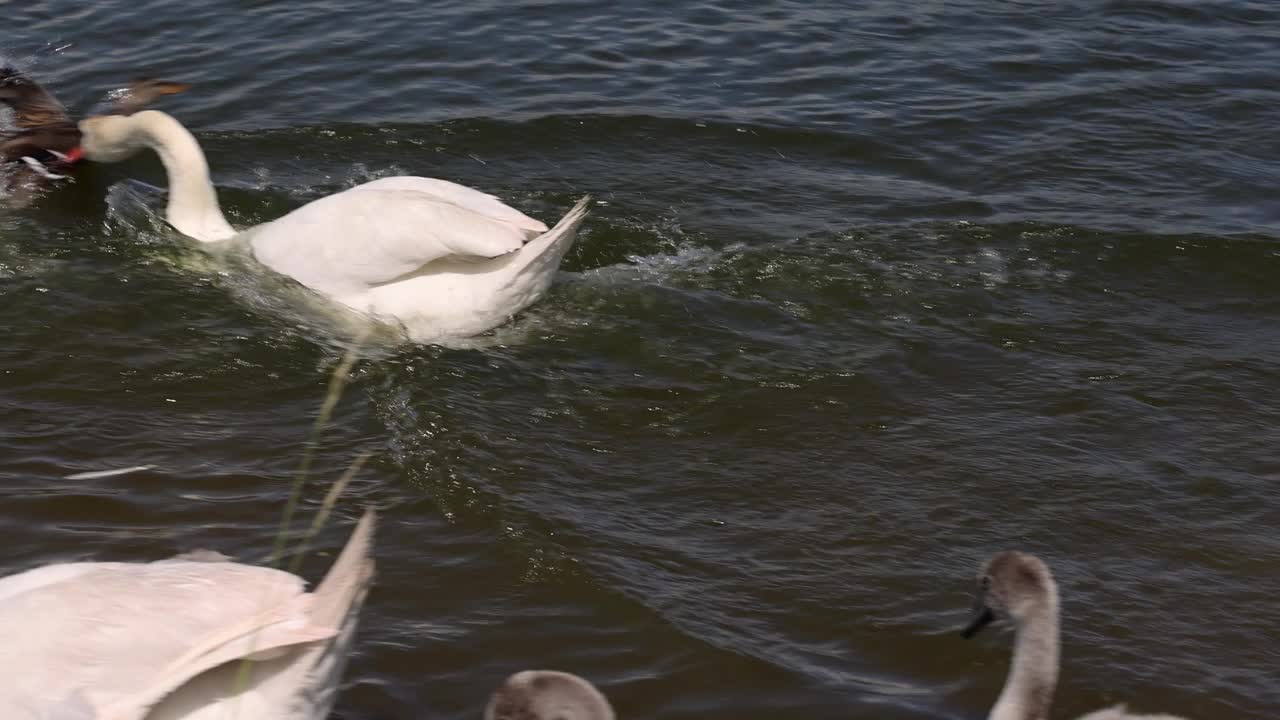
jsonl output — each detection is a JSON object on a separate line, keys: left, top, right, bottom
{"left": 1, "top": 124, "right": 80, "bottom": 163}
{"left": 0, "top": 66, "right": 74, "bottom": 129}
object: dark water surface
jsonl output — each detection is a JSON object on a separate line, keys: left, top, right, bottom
{"left": 3, "top": 1, "right": 1278, "bottom": 718}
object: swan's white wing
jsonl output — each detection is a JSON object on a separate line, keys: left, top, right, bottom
{"left": 249, "top": 177, "right": 548, "bottom": 297}
{"left": 0, "top": 559, "right": 313, "bottom": 719}
{"left": 354, "top": 177, "right": 548, "bottom": 234}
{"left": 142, "top": 511, "right": 376, "bottom": 720}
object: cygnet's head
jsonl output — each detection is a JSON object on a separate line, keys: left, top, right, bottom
{"left": 484, "top": 670, "right": 615, "bottom": 720}
{"left": 961, "top": 551, "right": 1058, "bottom": 638}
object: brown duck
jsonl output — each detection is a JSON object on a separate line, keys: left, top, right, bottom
{"left": 0, "top": 67, "right": 189, "bottom": 203}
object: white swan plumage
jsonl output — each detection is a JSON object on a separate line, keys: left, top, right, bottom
{"left": 78, "top": 110, "right": 590, "bottom": 342}
{"left": 0, "top": 510, "right": 375, "bottom": 720}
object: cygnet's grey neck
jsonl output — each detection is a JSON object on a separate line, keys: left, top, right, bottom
{"left": 992, "top": 598, "right": 1060, "bottom": 720}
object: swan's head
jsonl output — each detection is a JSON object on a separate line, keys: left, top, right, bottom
{"left": 77, "top": 113, "right": 149, "bottom": 163}
{"left": 961, "top": 551, "right": 1058, "bottom": 637}
{"left": 484, "top": 671, "right": 615, "bottom": 720}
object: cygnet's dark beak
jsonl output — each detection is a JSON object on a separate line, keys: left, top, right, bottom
{"left": 961, "top": 605, "right": 996, "bottom": 639}
{"left": 961, "top": 581, "right": 996, "bottom": 639}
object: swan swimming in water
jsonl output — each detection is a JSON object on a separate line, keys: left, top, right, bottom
{"left": 0, "top": 509, "right": 375, "bottom": 719}
{"left": 76, "top": 109, "right": 591, "bottom": 343}
{"left": 962, "top": 551, "right": 1190, "bottom": 720}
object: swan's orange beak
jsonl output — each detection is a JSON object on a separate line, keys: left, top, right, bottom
{"left": 63, "top": 147, "right": 85, "bottom": 163}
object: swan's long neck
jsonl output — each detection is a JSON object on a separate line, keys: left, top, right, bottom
{"left": 991, "top": 593, "right": 1060, "bottom": 720}
{"left": 134, "top": 111, "right": 236, "bottom": 242}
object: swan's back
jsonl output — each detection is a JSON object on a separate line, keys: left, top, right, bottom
{"left": 0, "top": 560, "right": 304, "bottom": 715}
{"left": 353, "top": 176, "right": 548, "bottom": 234}
{"left": 0, "top": 510, "right": 375, "bottom": 720}
{"left": 250, "top": 176, "right": 548, "bottom": 297}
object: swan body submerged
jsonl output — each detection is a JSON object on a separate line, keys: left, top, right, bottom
{"left": 78, "top": 110, "right": 590, "bottom": 342}
{"left": 0, "top": 510, "right": 375, "bottom": 719}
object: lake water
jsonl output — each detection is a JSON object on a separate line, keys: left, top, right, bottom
{"left": 2, "top": 1, "right": 1277, "bottom": 717}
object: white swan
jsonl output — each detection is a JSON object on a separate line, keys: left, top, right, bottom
{"left": 486, "top": 670, "right": 615, "bottom": 720}
{"left": 0, "top": 510, "right": 375, "bottom": 719}
{"left": 962, "top": 551, "right": 1190, "bottom": 720}
{"left": 77, "top": 110, "right": 590, "bottom": 343}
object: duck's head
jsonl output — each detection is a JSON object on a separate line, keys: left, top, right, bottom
{"left": 109, "top": 78, "right": 192, "bottom": 116}
{"left": 0, "top": 68, "right": 29, "bottom": 103}
{"left": 0, "top": 67, "right": 43, "bottom": 105}
{"left": 484, "top": 671, "right": 615, "bottom": 720}
{"left": 78, "top": 79, "right": 192, "bottom": 162}
{"left": 961, "top": 550, "right": 1058, "bottom": 638}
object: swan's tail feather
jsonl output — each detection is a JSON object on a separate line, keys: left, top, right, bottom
{"left": 509, "top": 194, "right": 591, "bottom": 278}
{"left": 294, "top": 508, "right": 376, "bottom": 719}
{"left": 309, "top": 508, "right": 377, "bottom": 630}
{"left": 89, "top": 512, "right": 377, "bottom": 720}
